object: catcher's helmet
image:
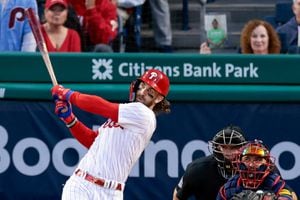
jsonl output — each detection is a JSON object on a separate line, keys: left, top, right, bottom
{"left": 237, "top": 140, "right": 274, "bottom": 189}
{"left": 209, "top": 125, "right": 247, "bottom": 179}
{"left": 129, "top": 69, "right": 170, "bottom": 102}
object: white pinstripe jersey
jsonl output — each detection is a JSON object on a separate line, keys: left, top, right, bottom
{"left": 76, "top": 102, "right": 156, "bottom": 183}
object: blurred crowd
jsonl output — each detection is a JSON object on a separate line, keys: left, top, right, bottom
{"left": 0, "top": 0, "right": 172, "bottom": 53}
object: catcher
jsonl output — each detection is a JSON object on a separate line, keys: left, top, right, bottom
{"left": 217, "top": 140, "right": 295, "bottom": 200}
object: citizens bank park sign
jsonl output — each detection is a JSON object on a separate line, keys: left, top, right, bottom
{"left": 91, "top": 59, "right": 259, "bottom": 80}
{"left": 76, "top": 54, "right": 300, "bottom": 84}
{"left": 1, "top": 53, "right": 300, "bottom": 84}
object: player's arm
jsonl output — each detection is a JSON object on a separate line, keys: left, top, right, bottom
{"left": 55, "top": 100, "right": 97, "bottom": 148}
{"left": 51, "top": 85, "right": 119, "bottom": 122}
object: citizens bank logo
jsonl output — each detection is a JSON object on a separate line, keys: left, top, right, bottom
{"left": 92, "top": 58, "right": 113, "bottom": 80}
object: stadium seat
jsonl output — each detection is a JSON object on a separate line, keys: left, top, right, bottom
{"left": 264, "top": 1, "right": 293, "bottom": 28}
{"left": 275, "top": 2, "right": 293, "bottom": 26}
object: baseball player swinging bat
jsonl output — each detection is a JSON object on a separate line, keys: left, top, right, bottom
{"left": 25, "top": 8, "right": 58, "bottom": 86}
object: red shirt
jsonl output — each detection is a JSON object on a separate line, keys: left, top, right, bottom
{"left": 41, "top": 27, "right": 81, "bottom": 52}
{"left": 68, "top": 0, "right": 118, "bottom": 45}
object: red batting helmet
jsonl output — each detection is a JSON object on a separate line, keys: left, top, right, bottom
{"left": 129, "top": 69, "right": 170, "bottom": 102}
{"left": 139, "top": 69, "right": 170, "bottom": 96}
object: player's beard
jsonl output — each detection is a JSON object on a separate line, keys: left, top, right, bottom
{"left": 136, "top": 95, "right": 156, "bottom": 109}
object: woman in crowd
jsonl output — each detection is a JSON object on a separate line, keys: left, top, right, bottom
{"left": 240, "top": 19, "right": 281, "bottom": 54}
{"left": 41, "top": 0, "right": 81, "bottom": 52}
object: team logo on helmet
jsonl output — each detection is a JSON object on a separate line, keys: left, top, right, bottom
{"left": 148, "top": 72, "right": 158, "bottom": 81}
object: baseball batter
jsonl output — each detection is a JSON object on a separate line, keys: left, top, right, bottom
{"left": 51, "top": 69, "right": 171, "bottom": 200}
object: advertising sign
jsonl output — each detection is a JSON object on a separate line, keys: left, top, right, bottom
{"left": 0, "top": 101, "right": 299, "bottom": 199}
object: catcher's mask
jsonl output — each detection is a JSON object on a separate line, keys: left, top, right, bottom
{"left": 129, "top": 69, "right": 170, "bottom": 102}
{"left": 237, "top": 140, "right": 274, "bottom": 189}
{"left": 208, "top": 125, "right": 247, "bottom": 179}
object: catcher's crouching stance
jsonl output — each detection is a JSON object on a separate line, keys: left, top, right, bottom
{"left": 217, "top": 140, "right": 294, "bottom": 200}
{"left": 52, "top": 69, "right": 171, "bottom": 200}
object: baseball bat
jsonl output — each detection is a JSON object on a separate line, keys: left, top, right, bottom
{"left": 25, "top": 8, "right": 58, "bottom": 86}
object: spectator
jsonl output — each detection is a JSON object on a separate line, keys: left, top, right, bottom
{"left": 217, "top": 140, "right": 294, "bottom": 200}
{"left": 0, "top": 0, "right": 38, "bottom": 51}
{"left": 115, "top": 0, "right": 172, "bottom": 52}
{"left": 276, "top": 0, "right": 300, "bottom": 53}
{"left": 41, "top": 0, "right": 81, "bottom": 52}
{"left": 207, "top": 18, "right": 226, "bottom": 49}
{"left": 68, "top": 0, "right": 118, "bottom": 52}
{"left": 114, "top": 1, "right": 144, "bottom": 52}
{"left": 200, "top": 19, "right": 281, "bottom": 54}
{"left": 240, "top": 19, "right": 281, "bottom": 54}
{"left": 149, "top": 0, "right": 173, "bottom": 52}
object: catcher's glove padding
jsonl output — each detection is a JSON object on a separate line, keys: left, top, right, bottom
{"left": 231, "top": 190, "right": 277, "bottom": 200}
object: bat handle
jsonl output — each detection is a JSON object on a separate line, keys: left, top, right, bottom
{"left": 50, "top": 74, "right": 58, "bottom": 86}
{"left": 41, "top": 52, "right": 58, "bottom": 86}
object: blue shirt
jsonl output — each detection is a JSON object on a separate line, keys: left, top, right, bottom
{"left": 0, "top": 0, "right": 38, "bottom": 51}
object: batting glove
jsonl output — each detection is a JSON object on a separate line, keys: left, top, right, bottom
{"left": 55, "top": 100, "right": 77, "bottom": 128}
{"left": 51, "top": 85, "right": 74, "bottom": 101}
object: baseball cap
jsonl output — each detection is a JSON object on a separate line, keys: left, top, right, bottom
{"left": 45, "top": 0, "right": 68, "bottom": 9}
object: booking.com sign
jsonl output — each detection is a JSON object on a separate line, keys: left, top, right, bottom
{"left": 0, "top": 125, "right": 299, "bottom": 180}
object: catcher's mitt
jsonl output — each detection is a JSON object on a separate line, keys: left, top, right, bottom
{"left": 231, "top": 190, "right": 277, "bottom": 200}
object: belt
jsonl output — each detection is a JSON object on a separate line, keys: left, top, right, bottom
{"left": 75, "top": 169, "right": 123, "bottom": 191}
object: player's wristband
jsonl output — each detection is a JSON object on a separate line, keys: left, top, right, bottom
{"left": 66, "top": 117, "right": 78, "bottom": 128}
{"left": 65, "top": 90, "right": 74, "bottom": 101}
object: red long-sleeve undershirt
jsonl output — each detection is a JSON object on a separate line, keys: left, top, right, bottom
{"left": 69, "top": 121, "right": 97, "bottom": 148}
{"left": 68, "top": 92, "right": 119, "bottom": 148}
{"left": 70, "top": 91, "right": 119, "bottom": 121}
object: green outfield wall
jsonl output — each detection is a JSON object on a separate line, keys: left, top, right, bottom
{"left": 1, "top": 52, "right": 300, "bottom": 101}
